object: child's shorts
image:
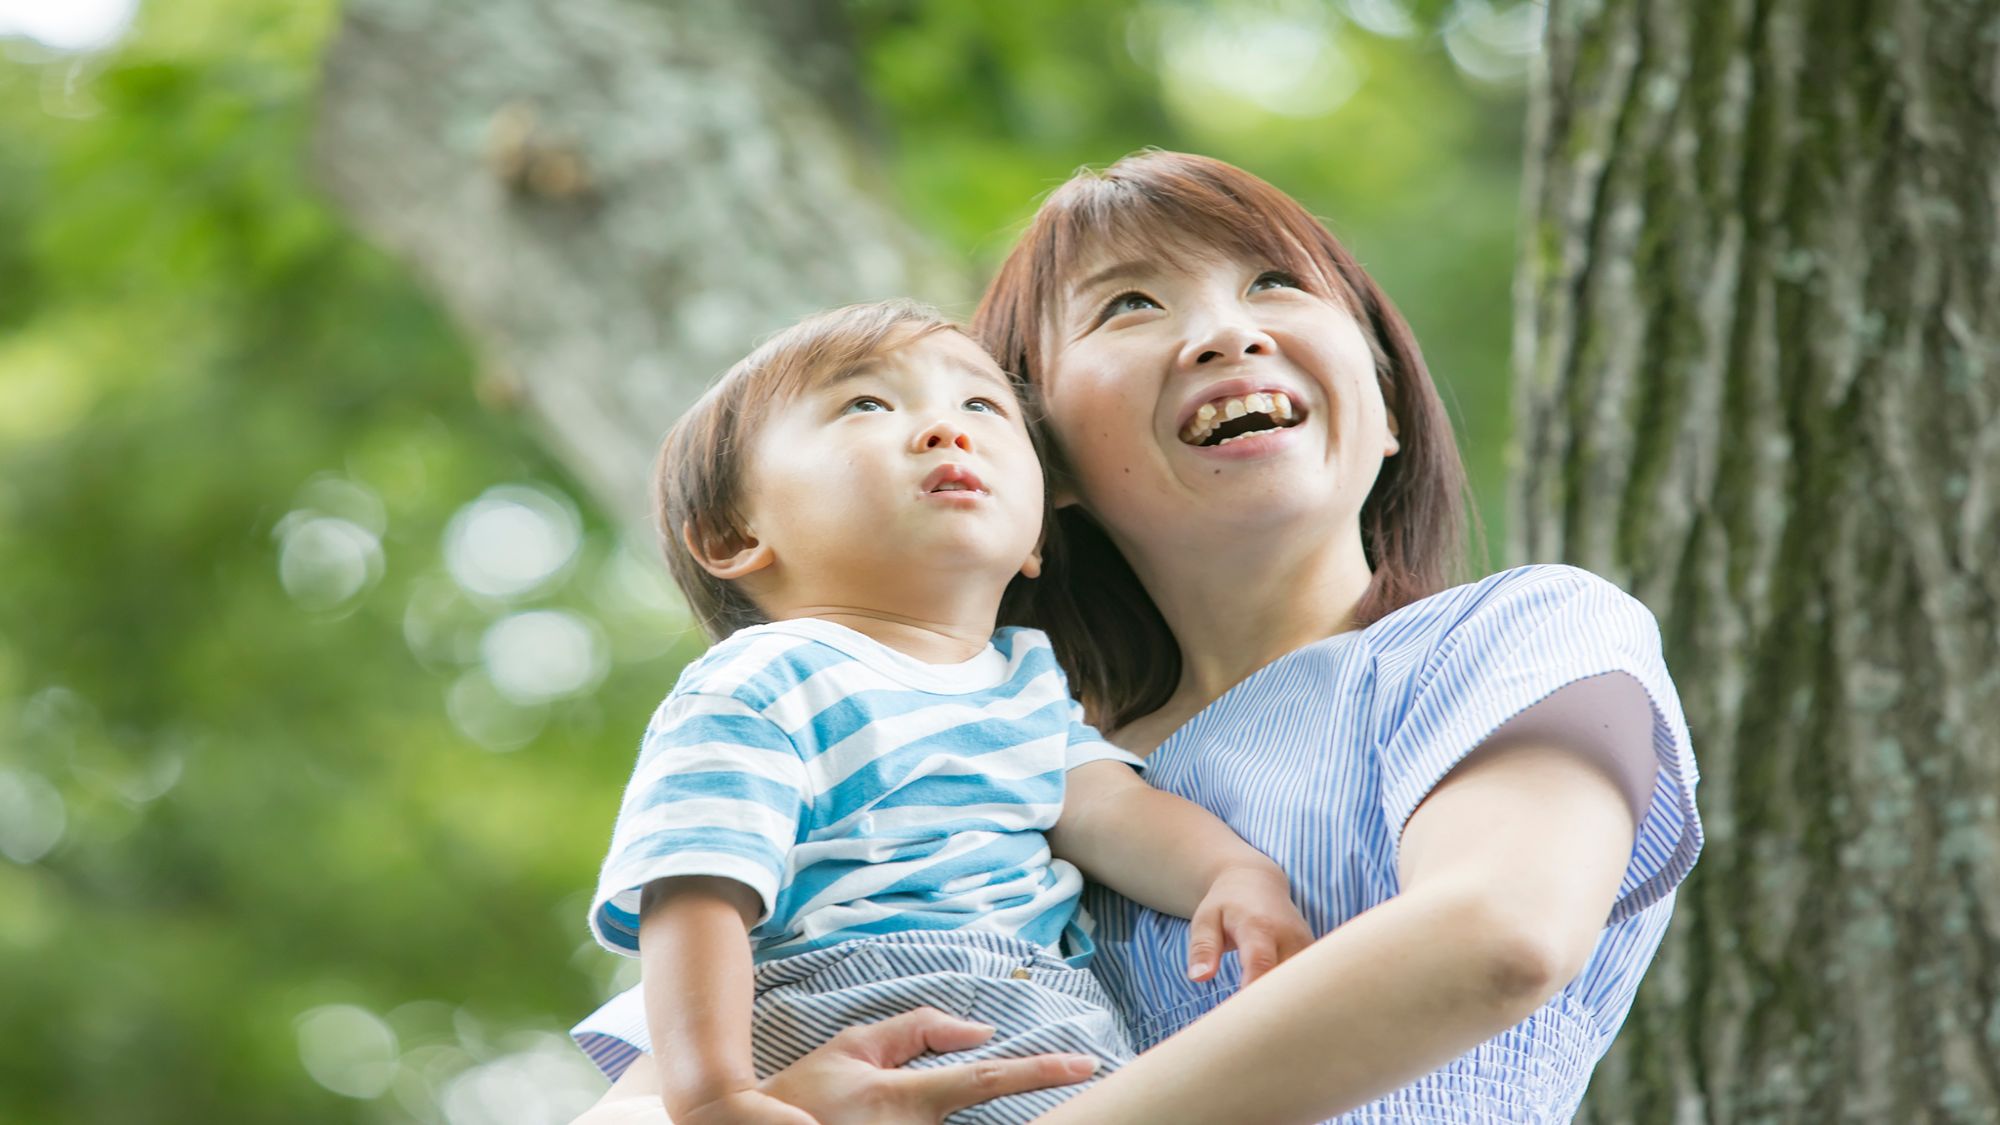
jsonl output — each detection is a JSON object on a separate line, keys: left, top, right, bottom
{"left": 573, "top": 930, "right": 1135, "bottom": 1125}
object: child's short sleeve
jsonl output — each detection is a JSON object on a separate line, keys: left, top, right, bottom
{"left": 1377, "top": 566, "right": 1703, "bottom": 924}
{"left": 588, "top": 691, "right": 811, "bottom": 954}
{"left": 1064, "top": 697, "right": 1147, "bottom": 773}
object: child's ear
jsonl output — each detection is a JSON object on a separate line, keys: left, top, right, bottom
{"left": 683, "top": 519, "right": 774, "bottom": 580}
{"left": 1019, "top": 546, "right": 1043, "bottom": 581}
{"left": 1383, "top": 409, "right": 1401, "bottom": 457}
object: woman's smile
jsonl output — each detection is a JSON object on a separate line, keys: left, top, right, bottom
{"left": 1174, "top": 381, "right": 1310, "bottom": 447}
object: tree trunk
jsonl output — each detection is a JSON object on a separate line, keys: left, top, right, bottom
{"left": 1515, "top": 1, "right": 2000, "bottom": 1121}
{"left": 311, "top": 0, "right": 962, "bottom": 527}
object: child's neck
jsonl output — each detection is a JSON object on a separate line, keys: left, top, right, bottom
{"left": 779, "top": 606, "right": 998, "bottom": 666}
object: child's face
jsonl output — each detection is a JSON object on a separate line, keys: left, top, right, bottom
{"left": 732, "top": 330, "right": 1045, "bottom": 613}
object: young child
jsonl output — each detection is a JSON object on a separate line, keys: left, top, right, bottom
{"left": 583, "top": 300, "right": 1313, "bottom": 1124}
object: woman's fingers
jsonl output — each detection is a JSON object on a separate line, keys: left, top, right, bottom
{"left": 905, "top": 1051, "right": 1102, "bottom": 1116}
{"left": 833, "top": 1008, "right": 997, "bottom": 1067}
{"left": 1186, "top": 903, "right": 1224, "bottom": 980}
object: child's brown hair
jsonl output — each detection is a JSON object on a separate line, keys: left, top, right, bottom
{"left": 654, "top": 299, "right": 965, "bottom": 641}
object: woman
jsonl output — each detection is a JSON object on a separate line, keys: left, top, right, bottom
{"left": 571, "top": 151, "right": 1702, "bottom": 1123}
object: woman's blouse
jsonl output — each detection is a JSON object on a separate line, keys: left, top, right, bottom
{"left": 1085, "top": 564, "right": 1704, "bottom": 1122}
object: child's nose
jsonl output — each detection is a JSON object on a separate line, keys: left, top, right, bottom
{"left": 913, "top": 420, "right": 973, "bottom": 453}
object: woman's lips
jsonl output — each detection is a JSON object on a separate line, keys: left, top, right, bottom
{"left": 1180, "top": 423, "right": 1302, "bottom": 460}
{"left": 1176, "top": 384, "right": 1308, "bottom": 447}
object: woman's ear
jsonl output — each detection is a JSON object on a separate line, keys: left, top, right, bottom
{"left": 683, "top": 519, "right": 774, "bottom": 580}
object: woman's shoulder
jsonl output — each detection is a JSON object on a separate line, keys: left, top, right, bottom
{"left": 1365, "top": 563, "right": 1655, "bottom": 655}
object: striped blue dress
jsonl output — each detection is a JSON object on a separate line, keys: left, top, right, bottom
{"left": 1084, "top": 564, "right": 1703, "bottom": 1122}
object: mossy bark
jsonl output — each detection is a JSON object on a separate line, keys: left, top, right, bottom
{"left": 1517, "top": 1, "right": 2000, "bottom": 1120}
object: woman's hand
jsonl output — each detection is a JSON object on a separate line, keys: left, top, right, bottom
{"left": 1186, "top": 865, "right": 1315, "bottom": 985}
{"left": 756, "top": 1007, "right": 1101, "bottom": 1125}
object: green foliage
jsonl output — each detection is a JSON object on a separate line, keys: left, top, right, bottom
{"left": 0, "top": 1, "right": 1525, "bottom": 1120}
{"left": 0, "top": 4, "right": 698, "bottom": 1121}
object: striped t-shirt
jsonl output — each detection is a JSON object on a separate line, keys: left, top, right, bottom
{"left": 588, "top": 619, "right": 1144, "bottom": 963}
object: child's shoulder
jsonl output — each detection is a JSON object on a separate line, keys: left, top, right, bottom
{"left": 673, "top": 620, "right": 859, "bottom": 709}
{"left": 988, "top": 625, "right": 1054, "bottom": 659}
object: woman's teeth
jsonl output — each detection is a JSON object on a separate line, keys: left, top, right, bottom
{"left": 1179, "top": 392, "right": 1301, "bottom": 446}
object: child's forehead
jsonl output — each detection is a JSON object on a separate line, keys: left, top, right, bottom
{"left": 800, "top": 328, "right": 1017, "bottom": 398}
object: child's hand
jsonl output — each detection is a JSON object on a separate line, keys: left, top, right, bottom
{"left": 678, "top": 1089, "right": 819, "bottom": 1125}
{"left": 1186, "top": 864, "right": 1314, "bottom": 986}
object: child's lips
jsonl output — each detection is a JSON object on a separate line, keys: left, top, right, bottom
{"left": 921, "top": 463, "right": 987, "bottom": 496}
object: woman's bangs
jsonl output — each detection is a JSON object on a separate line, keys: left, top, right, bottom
{"left": 1038, "top": 172, "right": 1341, "bottom": 314}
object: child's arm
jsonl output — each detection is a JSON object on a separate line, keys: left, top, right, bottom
{"left": 637, "top": 876, "right": 815, "bottom": 1125}
{"left": 1046, "top": 760, "right": 1313, "bottom": 984}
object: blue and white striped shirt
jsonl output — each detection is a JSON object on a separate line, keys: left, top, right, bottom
{"left": 1085, "top": 564, "right": 1703, "bottom": 1121}
{"left": 589, "top": 619, "right": 1144, "bottom": 964}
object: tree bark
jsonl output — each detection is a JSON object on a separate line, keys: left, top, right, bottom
{"left": 311, "top": 0, "right": 962, "bottom": 527}
{"left": 1516, "top": 1, "right": 2000, "bottom": 1121}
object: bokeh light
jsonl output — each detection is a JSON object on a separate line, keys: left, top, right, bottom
{"left": 276, "top": 514, "right": 385, "bottom": 613}
{"left": 446, "top": 670, "right": 547, "bottom": 752}
{"left": 443, "top": 485, "right": 582, "bottom": 601}
{"left": 0, "top": 768, "right": 66, "bottom": 863}
{"left": 439, "top": 1032, "right": 604, "bottom": 1125}
{"left": 480, "top": 610, "right": 608, "bottom": 705}
{"left": 1139, "top": 2, "right": 1363, "bottom": 122}
{"left": 1339, "top": 0, "right": 1416, "bottom": 38}
{"left": 295, "top": 1003, "right": 400, "bottom": 1100}
{"left": 1441, "top": 0, "right": 1543, "bottom": 85}
{"left": 0, "top": 0, "right": 136, "bottom": 53}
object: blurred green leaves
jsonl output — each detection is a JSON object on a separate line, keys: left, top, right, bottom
{"left": 1, "top": 2, "right": 695, "bottom": 1120}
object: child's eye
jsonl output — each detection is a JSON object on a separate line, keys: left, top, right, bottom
{"left": 1096, "top": 291, "right": 1160, "bottom": 324}
{"left": 963, "top": 397, "right": 1007, "bottom": 415}
{"left": 1250, "top": 270, "right": 1301, "bottom": 293}
{"left": 841, "top": 396, "right": 889, "bottom": 414}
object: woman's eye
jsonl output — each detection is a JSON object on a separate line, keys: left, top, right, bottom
{"left": 1250, "top": 270, "right": 1301, "bottom": 293}
{"left": 842, "top": 396, "right": 889, "bottom": 414}
{"left": 1097, "top": 291, "right": 1161, "bottom": 322}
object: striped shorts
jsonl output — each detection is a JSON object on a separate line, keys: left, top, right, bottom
{"left": 576, "top": 930, "right": 1134, "bottom": 1125}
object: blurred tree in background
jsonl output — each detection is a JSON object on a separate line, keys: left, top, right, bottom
{"left": 0, "top": 1, "right": 1528, "bottom": 1121}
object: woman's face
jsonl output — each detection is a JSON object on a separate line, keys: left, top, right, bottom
{"left": 1039, "top": 247, "right": 1399, "bottom": 558}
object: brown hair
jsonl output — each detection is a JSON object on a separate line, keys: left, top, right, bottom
{"left": 974, "top": 150, "right": 1472, "bottom": 730}
{"left": 655, "top": 299, "right": 959, "bottom": 641}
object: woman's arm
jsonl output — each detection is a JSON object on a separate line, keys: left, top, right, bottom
{"left": 1031, "top": 738, "right": 1639, "bottom": 1125}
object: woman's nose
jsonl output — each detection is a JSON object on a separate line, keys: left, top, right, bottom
{"left": 1178, "top": 319, "right": 1275, "bottom": 370}
{"left": 912, "top": 418, "right": 973, "bottom": 454}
